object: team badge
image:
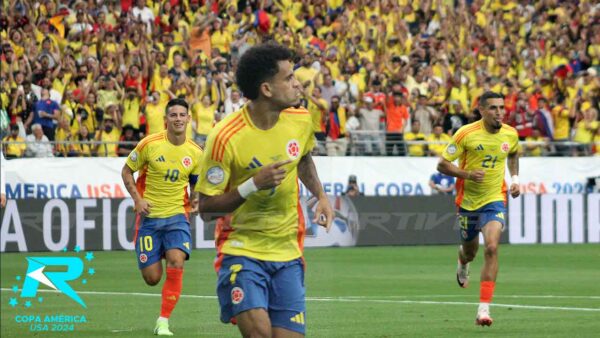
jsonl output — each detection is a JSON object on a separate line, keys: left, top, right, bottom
{"left": 286, "top": 139, "right": 300, "bottom": 159}
{"left": 501, "top": 142, "right": 510, "bottom": 153}
{"left": 139, "top": 253, "right": 148, "bottom": 263}
{"left": 231, "top": 287, "right": 244, "bottom": 304}
{"left": 206, "top": 166, "right": 225, "bottom": 185}
{"left": 130, "top": 151, "right": 138, "bottom": 162}
{"left": 182, "top": 156, "right": 192, "bottom": 168}
{"left": 447, "top": 144, "right": 457, "bottom": 155}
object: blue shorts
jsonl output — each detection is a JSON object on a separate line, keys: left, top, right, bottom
{"left": 458, "top": 201, "right": 506, "bottom": 241}
{"left": 134, "top": 214, "right": 191, "bottom": 269}
{"left": 216, "top": 255, "right": 306, "bottom": 334}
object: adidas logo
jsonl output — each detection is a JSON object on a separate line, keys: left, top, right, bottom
{"left": 183, "top": 242, "right": 190, "bottom": 249}
{"left": 475, "top": 144, "right": 484, "bottom": 151}
{"left": 290, "top": 312, "right": 305, "bottom": 325}
{"left": 244, "top": 157, "right": 263, "bottom": 170}
{"left": 496, "top": 212, "right": 504, "bottom": 220}
{"left": 155, "top": 155, "right": 166, "bottom": 162}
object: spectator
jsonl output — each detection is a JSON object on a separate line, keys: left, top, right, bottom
{"left": 117, "top": 124, "right": 139, "bottom": 157}
{"left": 357, "top": 96, "right": 384, "bottom": 156}
{"left": 552, "top": 94, "right": 575, "bottom": 156}
{"left": 143, "top": 91, "right": 166, "bottom": 136}
{"left": 305, "top": 86, "right": 328, "bottom": 155}
{"left": 412, "top": 92, "right": 438, "bottom": 135}
{"left": 325, "top": 96, "right": 348, "bottom": 156}
{"left": 70, "top": 125, "right": 93, "bottom": 157}
{"left": 404, "top": 120, "right": 426, "bottom": 157}
{"left": 223, "top": 89, "right": 246, "bottom": 117}
{"left": 429, "top": 171, "right": 455, "bottom": 195}
{"left": 25, "top": 123, "right": 53, "bottom": 158}
{"left": 95, "top": 114, "right": 121, "bottom": 157}
{"left": 524, "top": 128, "right": 549, "bottom": 157}
{"left": 192, "top": 95, "right": 217, "bottom": 147}
{"left": 342, "top": 175, "right": 363, "bottom": 197}
{"left": 54, "top": 114, "right": 72, "bottom": 157}
{"left": 2, "top": 124, "right": 26, "bottom": 158}
{"left": 121, "top": 88, "right": 141, "bottom": 132}
{"left": 573, "top": 106, "right": 599, "bottom": 156}
{"left": 385, "top": 92, "right": 409, "bottom": 156}
{"left": 427, "top": 124, "right": 452, "bottom": 157}
{"left": 29, "top": 88, "right": 60, "bottom": 140}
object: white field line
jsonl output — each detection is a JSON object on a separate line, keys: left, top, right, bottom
{"left": 2, "top": 288, "right": 599, "bottom": 312}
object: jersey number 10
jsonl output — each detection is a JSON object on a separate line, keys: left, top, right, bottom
{"left": 164, "top": 169, "right": 180, "bottom": 182}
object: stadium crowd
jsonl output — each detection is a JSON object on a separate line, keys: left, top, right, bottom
{"left": 0, "top": 0, "right": 599, "bottom": 158}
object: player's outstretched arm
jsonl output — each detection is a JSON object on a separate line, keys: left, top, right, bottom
{"left": 198, "top": 160, "right": 293, "bottom": 220}
{"left": 298, "top": 153, "right": 333, "bottom": 231}
{"left": 437, "top": 157, "right": 485, "bottom": 183}
{"left": 508, "top": 151, "right": 520, "bottom": 198}
{"left": 121, "top": 164, "right": 151, "bottom": 215}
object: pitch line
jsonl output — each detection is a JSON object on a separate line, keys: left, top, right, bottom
{"left": 2, "top": 289, "right": 599, "bottom": 312}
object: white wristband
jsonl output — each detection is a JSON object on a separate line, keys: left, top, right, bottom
{"left": 237, "top": 178, "right": 258, "bottom": 199}
{"left": 511, "top": 175, "right": 519, "bottom": 185}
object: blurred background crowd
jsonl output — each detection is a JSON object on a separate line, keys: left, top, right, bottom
{"left": 0, "top": 0, "right": 599, "bottom": 158}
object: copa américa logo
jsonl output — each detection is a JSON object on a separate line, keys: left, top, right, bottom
{"left": 8, "top": 246, "right": 95, "bottom": 311}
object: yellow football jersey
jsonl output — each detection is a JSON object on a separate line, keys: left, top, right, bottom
{"left": 126, "top": 131, "right": 203, "bottom": 218}
{"left": 442, "top": 120, "right": 519, "bottom": 211}
{"left": 196, "top": 106, "right": 315, "bottom": 263}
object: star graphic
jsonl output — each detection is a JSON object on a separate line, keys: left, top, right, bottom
{"left": 12, "top": 285, "right": 18, "bottom": 293}
{"left": 88, "top": 268, "right": 95, "bottom": 276}
{"left": 24, "top": 300, "right": 32, "bottom": 308}
{"left": 62, "top": 247, "right": 68, "bottom": 252}
{"left": 82, "top": 279, "right": 87, "bottom": 285}
{"left": 16, "top": 276, "right": 21, "bottom": 281}
{"left": 74, "top": 245, "right": 81, "bottom": 253}
{"left": 9, "top": 298, "right": 18, "bottom": 307}
{"left": 85, "top": 252, "right": 95, "bottom": 262}
{"left": 38, "top": 297, "right": 44, "bottom": 303}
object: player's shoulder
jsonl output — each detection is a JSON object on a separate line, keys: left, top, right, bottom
{"left": 500, "top": 123, "right": 518, "bottom": 137}
{"left": 453, "top": 121, "right": 483, "bottom": 142}
{"left": 185, "top": 139, "right": 203, "bottom": 155}
{"left": 137, "top": 132, "right": 166, "bottom": 151}
{"left": 210, "top": 109, "right": 247, "bottom": 137}
{"left": 281, "top": 106, "right": 311, "bottom": 122}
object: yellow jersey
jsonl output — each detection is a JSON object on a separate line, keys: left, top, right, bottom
{"left": 145, "top": 102, "right": 166, "bottom": 136}
{"left": 442, "top": 120, "right": 519, "bottom": 211}
{"left": 196, "top": 106, "right": 315, "bottom": 263}
{"left": 126, "top": 131, "right": 203, "bottom": 218}
{"left": 552, "top": 105, "right": 570, "bottom": 140}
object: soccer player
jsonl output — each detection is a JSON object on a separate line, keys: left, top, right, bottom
{"left": 121, "top": 98, "right": 202, "bottom": 336}
{"left": 196, "top": 43, "right": 334, "bottom": 338}
{"left": 437, "top": 91, "right": 520, "bottom": 326}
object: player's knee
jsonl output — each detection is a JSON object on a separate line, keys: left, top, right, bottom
{"left": 463, "top": 250, "right": 476, "bottom": 262}
{"left": 484, "top": 243, "right": 498, "bottom": 257}
{"left": 166, "top": 260, "right": 184, "bottom": 269}
{"left": 142, "top": 273, "right": 162, "bottom": 286}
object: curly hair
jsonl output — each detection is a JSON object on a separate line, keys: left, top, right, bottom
{"left": 235, "top": 43, "right": 294, "bottom": 100}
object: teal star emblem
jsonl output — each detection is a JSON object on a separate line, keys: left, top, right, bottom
{"left": 88, "top": 268, "right": 95, "bottom": 276}
{"left": 24, "top": 300, "right": 32, "bottom": 308}
{"left": 82, "top": 279, "right": 87, "bottom": 285}
{"left": 12, "top": 285, "right": 18, "bottom": 293}
{"left": 74, "top": 245, "right": 81, "bottom": 253}
{"left": 38, "top": 297, "right": 43, "bottom": 303}
{"left": 9, "top": 298, "right": 18, "bottom": 307}
{"left": 16, "top": 276, "right": 21, "bottom": 281}
{"left": 85, "top": 252, "right": 95, "bottom": 262}
{"left": 62, "top": 247, "right": 68, "bottom": 252}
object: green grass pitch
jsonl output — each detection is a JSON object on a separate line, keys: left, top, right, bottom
{"left": 2, "top": 245, "right": 599, "bottom": 337}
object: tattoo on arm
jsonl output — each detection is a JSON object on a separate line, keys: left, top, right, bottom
{"left": 298, "top": 153, "right": 325, "bottom": 198}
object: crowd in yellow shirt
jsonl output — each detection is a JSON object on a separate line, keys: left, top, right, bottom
{"left": 0, "top": 0, "right": 599, "bottom": 157}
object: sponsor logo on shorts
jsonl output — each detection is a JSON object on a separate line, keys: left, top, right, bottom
{"left": 290, "top": 312, "right": 305, "bottom": 325}
{"left": 206, "top": 166, "right": 225, "bottom": 185}
{"left": 231, "top": 287, "right": 244, "bottom": 305}
{"left": 139, "top": 253, "right": 148, "bottom": 263}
